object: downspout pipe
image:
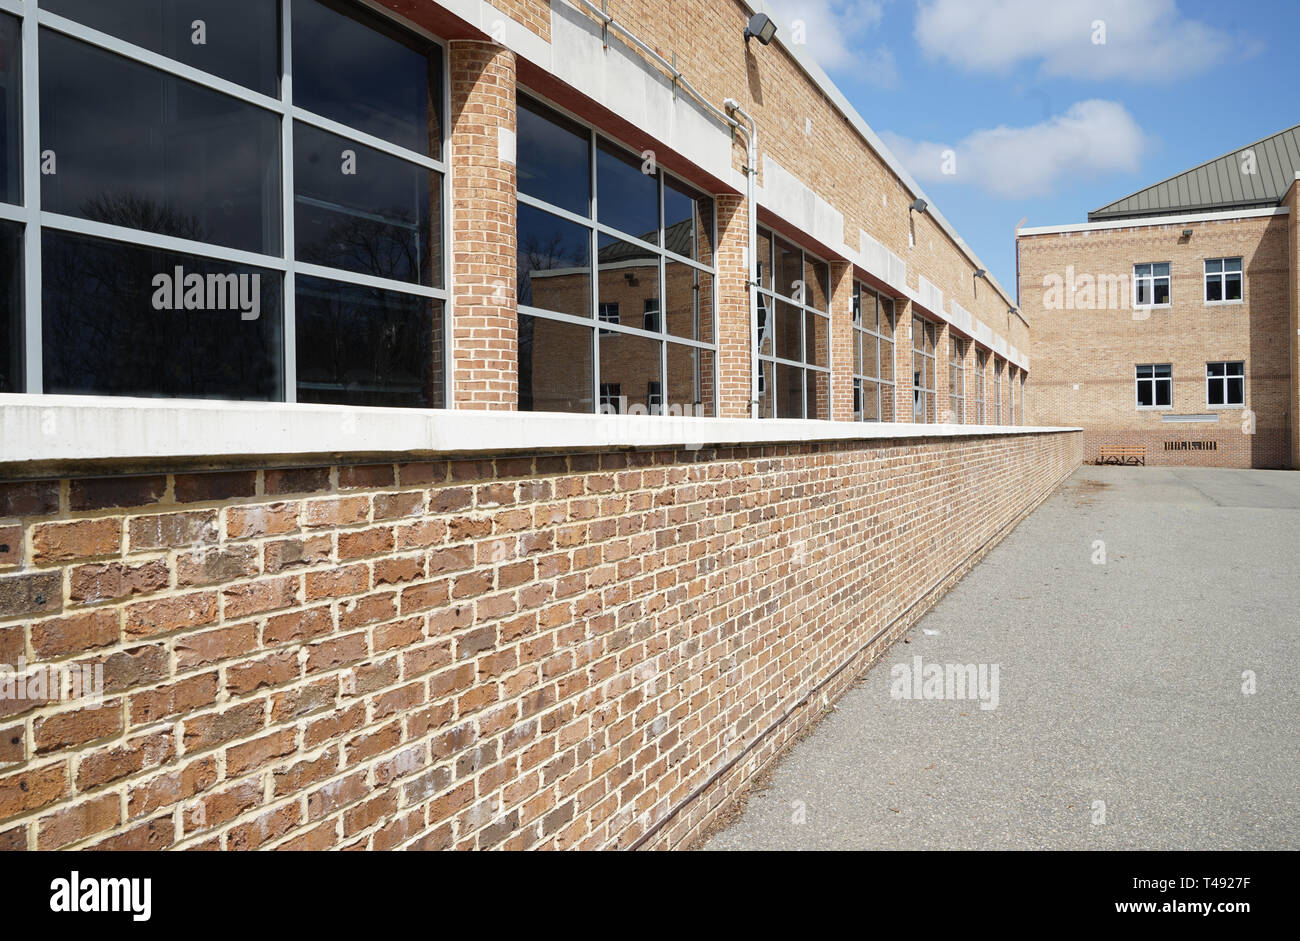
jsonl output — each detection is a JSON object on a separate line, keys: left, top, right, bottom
{"left": 724, "top": 100, "right": 759, "bottom": 419}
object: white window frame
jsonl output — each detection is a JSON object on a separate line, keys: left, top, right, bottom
{"left": 1206, "top": 360, "right": 1245, "bottom": 408}
{"left": 1203, "top": 257, "right": 1244, "bottom": 306}
{"left": 973, "top": 350, "right": 986, "bottom": 424}
{"left": 1135, "top": 363, "right": 1173, "bottom": 410}
{"left": 1133, "top": 262, "right": 1171, "bottom": 309}
{"left": 947, "top": 335, "right": 965, "bottom": 425}
{"left": 911, "top": 315, "right": 937, "bottom": 424}
{"left": 3, "top": 0, "right": 452, "bottom": 403}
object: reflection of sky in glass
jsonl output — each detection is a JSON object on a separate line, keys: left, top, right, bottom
{"left": 40, "top": 32, "right": 281, "bottom": 255}
{"left": 1, "top": 13, "right": 19, "bottom": 205}
{"left": 517, "top": 97, "right": 589, "bottom": 216}
{"left": 517, "top": 204, "right": 591, "bottom": 316}
{"left": 293, "top": 0, "right": 437, "bottom": 156}
{"left": 597, "top": 140, "right": 657, "bottom": 244}
{"left": 42, "top": 0, "right": 279, "bottom": 95}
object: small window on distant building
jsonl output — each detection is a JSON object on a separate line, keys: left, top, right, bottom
{"left": 598, "top": 302, "right": 619, "bottom": 335}
{"left": 1207, "top": 361, "right": 1244, "bottom": 407}
{"left": 1204, "top": 258, "right": 1243, "bottom": 303}
{"left": 1136, "top": 364, "right": 1172, "bottom": 408}
{"left": 1134, "top": 263, "right": 1170, "bottom": 307}
{"left": 642, "top": 298, "right": 660, "bottom": 333}
{"left": 599, "top": 382, "right": 622, "bottom": 414}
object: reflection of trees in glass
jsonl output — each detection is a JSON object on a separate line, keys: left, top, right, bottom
{"left": 297, "top": 202, "right": 427, "bottom": 285}
{"left": 82, "top": 191, "right": 207, "bottom": 242}
{"left": 42, "top": 207, "right": 278, "bottom": 399}
{"left": 517, "top": 228, "right": 575, "bottom": 308}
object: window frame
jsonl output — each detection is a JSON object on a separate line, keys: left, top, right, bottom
{"left": 947, "top": 334, "right": 965, "bottom": 424}
{"left": 753, "top": 224, "right": 832, "bottom": 419}
{"left": 2, "top": 0, "right": 451, "bottom": 404}
{"left": 516, "top": 86, "right": 719, "bottom": 417}
{"left": 1133, "top": 262, "right": 1171, "bottom": 310}
{"left": 850, "top": 279, "right": 895, "bottom": 423}
{"left": 911, "top": 314, "right": 937, "bottom": 424}
{"left": 973, "top": 349, "right": 986, "bottom": 425}
{"left": 1203, "top": 257, "right": 1244, "bottom": 306}
{"left": 1135, "top": 363, "right": 1173, "bottom": 410}
{"left": 1206, "top": 360, "right": 1245, "bottom": 408}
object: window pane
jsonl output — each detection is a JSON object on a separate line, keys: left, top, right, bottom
{"left": 664, "top": 262, "right": 711, "bottom": 342}
{"left": 293, "top": 0, "right": 439, "bottom": 157}
{"left": 1155, "top": 379, "right": 1171, "bottom": 407}
{"left": 43, "top": 0, "right": 278, "bottom": 95}
{"left": 757, "top": 359, "right": 774, "bottom": 418}
{"left": 1206, "top": 276, "right": 1222, "bottom": 302}
{"left": 1204, "top": 259, "right": 1222, "bottom": 274}
{"left": 296, "top": 276, "right": 439, "bottom": 408}
{"left": 861, "top": 379, "right": 879, "bottom": 421}
{"left": 42, "top": 230, "right": 281, "bottom": 399}
{"left": 518, "top": 204, "right": 591, "bottom": 317}
{"left": 807, "top": 369, "right": 829, "bottom": 419}
{"left": 776, "top": 363, "right": 803, "bottom": 418}
{"left": 1208, "top": 362, "right": 1225, "bottom": 377}
{"left": 775, "top": 300, "right": 800, "bottom": 362}
{"left": 852, "top": 330, "right": 863, "bottom": 375}
{"left": 1228, "top": 362, "right": 1244, "bottom": 377}
{"left": 1154, "top": 364, "right": 1172, "bottom": 378}
{"left": 775, "top": 238, "right": 801, "bottom": 301}
{"left": 1208, "top": 379, "right": 1224, "bottom": 406}
{"left": 1225, "top": 272, "right": 1242, "bottom": 301}
{"left": 517, "top": 95, "right": 589, "bottom": 216}
{"left": 756, "top": 228, "right": 773, "bottom": 291}
{"left": 1225, "top": 258, "right": 1242, "bottom": 272}
{"left": 597, "top": 139, "right": 657, "bottom": 243}
{"left": 663, "top": 176, "right": 713, "bottom": 266}
{"left": 518, "top": 314, "right": 592, "bottom": 413}
{"left": 1135, "top": 279, "right": 1150, "bottom": 305}
{"left": 756, "top": 292, "right": 771, "bottom": 356}
{"left": 1153, "top": 280, "right": 1169, "bottom": 305}
{"left": 1227, "top": 377, "right": 1243, "bottom": 405}
{"left": 599, "top": 330, "right": 660, "bottom": 414}
{"left": 1, "top": 221, "right": 18, "bottom": 392}
{"left": 597, "top": 233, "right": 658, "bottom": 328}
{"left": 805, "top": 310, "right": 827, "bottom": 366}
{"left": 880, "top": 337, "right": 894, "bottom": 382}
{"left": 666, "top": 343, "right": 712, "bottom": 416}
{"left": 1136, "top": 364, "right": 1153, "bottom": 378}
{"left": 1153, "top": 263, "right": 1170, "bottom": 277}
{"left": 804, "top": 256, "right": 829, "bottom": 311}
{"left": 40, "top": 31, "right": 281, "bottom": 254}
{"left": 1, "top": 13, "right": 19, "bottom": 205}
{"left": 294, "top": 122, "right": 437, "bottom": 286}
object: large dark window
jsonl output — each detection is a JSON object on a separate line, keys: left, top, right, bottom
{"left": 515, "top": 91, "right": 717, "bottom": 416}
{"left": 1, "top": 13, "right": 19, "bottom": 206}
{"left": 911, "top": 316, "right": 937, "bottom": 422}
{"left": 1207, "top": 361, "right": 1244, "bottom": 407}
{"left": 1, "top": 222, "right": 19, "bottom": 393}
{"left": 6, "top": 0, "right": 446, "bottom": 407}
{"left": 292, "top": 0, "right": 440, "bottom": 157}
{"left": 42, "top": 230, "right": 281, "bottom": 399}
{"left": 296, "top": 276, "right": 440, "bottom": 408}
{"left": 40, "top": 31, "right": 281, "bottom": 254}
{"left": 43, "top": 0, "right": 280, "bottom": 95}
{"left": 294, "top": 122, "right": 436, "bottom": 286}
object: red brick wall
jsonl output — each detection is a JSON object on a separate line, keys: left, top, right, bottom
{"left": 0, "top": 431, "right": 1080, "bottom": 850}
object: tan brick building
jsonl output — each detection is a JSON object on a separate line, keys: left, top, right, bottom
{"left": 0, "top": 0, "right": 1076, "bottom": 851}
{"left": 1020, "top": 125, "right": 1300, "bottom": 469}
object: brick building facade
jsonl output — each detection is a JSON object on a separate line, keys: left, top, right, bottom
{"left": 1019, "top": 125, "right": 1300, "bottom": 469}
{"left": 0, "top": 0, "right": 1076, "bottom": 851}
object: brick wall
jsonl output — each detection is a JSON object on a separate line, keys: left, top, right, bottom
{"left": 1020, "top": 215, "right": 1292, "bottom": 468}
{"left": 0, "top": 431, "right": 1080, "bottom": 850}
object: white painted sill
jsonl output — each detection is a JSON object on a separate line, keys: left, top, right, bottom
{"left": 0, "top": 394, "right": 1081, "bottom": 468}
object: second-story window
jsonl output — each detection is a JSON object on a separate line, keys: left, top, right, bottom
{"left": 1134, "top": 262, "right": 1171, "bottom": 308}
{"left": 1204, "top": 258, "right": 1243, "bottom": 303}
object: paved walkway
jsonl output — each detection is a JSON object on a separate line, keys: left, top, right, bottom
{"left": 702, "top": 466, "right": 1300, "bottom": 850}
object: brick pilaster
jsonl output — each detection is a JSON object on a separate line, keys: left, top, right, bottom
{"left": 714, "top": 194, "right": 752, "bottom": 418}
{"left": 829, "top": 262, "right": 854, "bottom": 422}
{"left": 449, "top": 41, "right": 517, "bottom": 410}
{"left": 893, "top": 299, "right": 915, "bottom": 423}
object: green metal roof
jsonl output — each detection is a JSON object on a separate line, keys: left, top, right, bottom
{"left": 1088, "top": 124, "right": 1300, "bottom": 221}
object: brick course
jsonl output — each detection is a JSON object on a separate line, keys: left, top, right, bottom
{"left": 0, "top": 435, "right": 1079, "bottom": 850}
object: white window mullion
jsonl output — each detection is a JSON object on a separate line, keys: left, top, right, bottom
{"left": 281, "top": 0, "right": 297, "bottom": 403}
{"left": 21, "top": 0, "right": 41, "bottom": 393}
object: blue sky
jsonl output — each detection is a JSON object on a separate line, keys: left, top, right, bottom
{"left": 764, "top": 0, "right": 1298, "bottom": 298}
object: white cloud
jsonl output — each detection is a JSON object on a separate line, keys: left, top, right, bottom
{"left": 766, "top": 1, "right": 897, "bottom": 84}
{"left": 914, "top": 0, "right": 1235, "bottom": 81}
{"left": 879, "top": 100, "right": 1147, "bottom": 198}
